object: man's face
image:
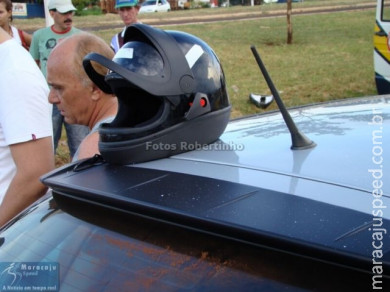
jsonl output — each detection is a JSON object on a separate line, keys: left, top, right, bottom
{"left": 0, "top": 3, "right": 11, "bottom": 28}
{"left": 47, "top": 53, "right": 92, "bottom": 126}
{"left": 50, "top": 10, "right": 74, "bottom": 31}
{"left": 118, "top": 6, "right": 139, "bottom": 26}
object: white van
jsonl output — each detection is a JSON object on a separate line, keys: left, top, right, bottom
{"left": 374, "top": 0, "right": 390, "bottom": 94}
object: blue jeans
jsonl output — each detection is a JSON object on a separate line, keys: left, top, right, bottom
{"left": 52, "top": 105, "right": 89, "bottom": 158}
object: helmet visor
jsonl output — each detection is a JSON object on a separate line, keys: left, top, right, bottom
{"left": 112, "top": 41, "right": 164, "bottom": 77}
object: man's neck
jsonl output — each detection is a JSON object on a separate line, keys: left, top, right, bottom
{"left": 89, "top": 97, "right": 118, "bottom": 130}
{"left": 0, "top": 27, "right": 12, "bottom": 44}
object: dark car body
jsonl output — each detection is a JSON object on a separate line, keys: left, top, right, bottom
{"left": 0, "top": 95, "right": 389, "bottom": 291}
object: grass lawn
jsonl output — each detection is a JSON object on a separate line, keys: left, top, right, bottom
{"left": 14, "top": 1, "right": 378, "bottom": 165}
{"left": 88, "top": 6, "right": 378, "bottom": 117}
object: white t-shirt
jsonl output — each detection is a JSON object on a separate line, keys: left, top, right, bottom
{"left": 10, "top": 26, "right": 22, "bottom": 46}
{"left": 0, "top": 38, "right": 52, "bottom": 203}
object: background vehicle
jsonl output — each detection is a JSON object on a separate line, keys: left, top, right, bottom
{"left": 374, "top": 0, "right": 390, "bottom": 94}
{"left": 139, "top": 0, "right": 171, "bottom": 13}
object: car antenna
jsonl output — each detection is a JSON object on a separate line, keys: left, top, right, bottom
{"left": 250, "top": 45, "right": 316, "bottom": 150}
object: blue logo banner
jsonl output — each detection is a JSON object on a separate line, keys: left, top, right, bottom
{"left": 0, "top": 262, "right": 59, "bottom": 291}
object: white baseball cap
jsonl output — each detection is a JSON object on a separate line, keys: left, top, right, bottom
{"left": 48, "top": 0, "right": 77, "bottom": 13}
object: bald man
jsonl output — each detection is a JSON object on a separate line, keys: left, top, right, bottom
{"left": 46, "top": 32, "right": 117, "bottom": 161}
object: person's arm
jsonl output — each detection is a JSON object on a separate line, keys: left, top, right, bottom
{"left": 22, "top": 31, "right": 32, "bottom": 48}
{"left": 0, "top": 136, "right": 54, "bottom": 227}
{"left": 74, "top": 132, "right": 100, "bottom": 161}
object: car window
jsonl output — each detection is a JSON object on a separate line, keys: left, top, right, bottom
{"left": 0, "top": 195, "right": 281, "bottom": 290}
{"left": 143, "top": 0, "right": 155, "bottom": 6}
{"left": 382, "top": 0, "right": 390, "bottom": 21}
{"left": 0, "top": 194, "right": 373, "bottom": 290}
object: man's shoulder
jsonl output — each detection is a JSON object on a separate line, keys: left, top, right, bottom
{"left": 31, "top": 26, "right": 55, "bottom": 41}
{"left": 33, "top": 27, "right": 51, "bottom": 36}
{"left": 35, "top": 26, "right": 50, "bottom": 32}
{"left": 64, "top": 27, "right": 82, "bottom": 37}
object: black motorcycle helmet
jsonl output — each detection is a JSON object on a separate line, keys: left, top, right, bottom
{"left": 83, "top": 24, "right": 231, "bottom": 164}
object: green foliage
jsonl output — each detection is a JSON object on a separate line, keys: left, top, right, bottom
{"left": 72, "top": 0, "right": 102, "bottom": 16}
{"left": 72, "top": 0, "right": 98, "bottom": 7}
{"left": 72, "top": 0, "right": 102, "bottom": 15}
{"left": 188, "top": 0, "right": 210, "bottom": 9}
{"left": 75, "top": 6, "right": 103, "bottom": 16}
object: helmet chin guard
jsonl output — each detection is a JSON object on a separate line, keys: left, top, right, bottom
{"left": 83, "top": 24, "right": 231, "bottom": 165}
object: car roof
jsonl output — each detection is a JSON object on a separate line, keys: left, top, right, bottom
{"left": 42, "top": 95, "right": 390, "bottom": 276}
{"left": 142, "top": 95, "right": 390, "bottom": 195}
{"left": 138, "top": 95, "right": 390, "bottom": 216}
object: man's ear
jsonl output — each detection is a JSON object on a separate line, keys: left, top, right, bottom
{"left": 91, "top": 83, "right": 102, "bottom": 101}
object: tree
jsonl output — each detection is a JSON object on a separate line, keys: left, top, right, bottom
{"left": 287, "top": 0, "right": 292, "bottom": 44}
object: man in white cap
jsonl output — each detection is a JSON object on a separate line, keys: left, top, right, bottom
{"left": 110, "top": 0, "right": 141, "bottom": 53}
{"left": 30, "top": 0, "right": 89, "bottom": 162}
